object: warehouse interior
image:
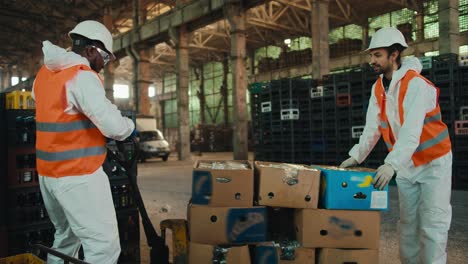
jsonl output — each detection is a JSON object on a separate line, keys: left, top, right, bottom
{"left": 1, "top": 0, "right": 468, "bottom": 263}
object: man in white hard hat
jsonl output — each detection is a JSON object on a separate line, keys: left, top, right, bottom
{"left": 33, "top": 20, "right": 134, "bottom": 264}
{"left": 339, "top": 27, "right": 452, "bottom": 263}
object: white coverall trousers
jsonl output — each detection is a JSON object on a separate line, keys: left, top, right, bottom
{"left": 39, "top": 167, "right": 121, "bottom": 264}
{"left": 397, "top": 152, "right": 452, "bottom": 264}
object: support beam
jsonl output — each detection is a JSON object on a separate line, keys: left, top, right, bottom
{"left": 415, "top": 1, "right": 424, "bottom": 43}
{"left": 137, "top": 49, "right": 152, "bottom": 115}
{"left": 176, "top": 25, "right": 191, "bottom": 161}
{"left": 113, "top": 0, "right": 264, "bottom": 57}
{"left": 311, "top": 0, "right": 330, "bottom": 79}
{"left": 0, "top": 70, "right": 7, "bottom": 91}
{"left": 198, "top": 66, "right": 206, "bottom": 124}
{"left": 228, "top": 1, "right": 248, "bottom": 160}
{"left": 7, "top": 65, "right": 12, "bottom": 88}
{"left": 438, "top": 0, "right": 459, "bottom": 54}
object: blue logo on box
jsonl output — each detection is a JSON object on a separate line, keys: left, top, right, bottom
{"left": 255, "top": 246, "right": 279, "bottom": 264}
{"left": 192, "top": 170, "right": 212, "bottom": 205}
{"left": 226, "top": 208, "right": 267, "bottom": 243}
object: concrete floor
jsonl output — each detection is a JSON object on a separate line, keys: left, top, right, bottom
{"left": 136, "top": 152, "right": 468, "bottom": 264}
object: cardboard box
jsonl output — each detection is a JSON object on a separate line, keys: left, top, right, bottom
{"left": 318, "top": 248, "right": 379, "bottom": 264}
{"left": 192, "top": 160, "right": 254, "bottom": 207}
{"left": 318, "top": 166, "right": 388, "bottom": 210}
{"left": 255, "top": 161, "right": 321, "bottom": 208}
{"left": 189, "top": 242, "right": 251, "bottom": 264}
{"left": 254, "top": 245, "right": 280, "bottom": 264}
{"left": 279, "top": 247, "right": 315, "bottom": 264}
{"left": 295, "top": 209, "right": 380, "bottom": 249}
{"left": 189, "top": 205, "right": 267, "bottom": 245}
{"left": 253, "top": 245, "right": 315, "bottom": 264}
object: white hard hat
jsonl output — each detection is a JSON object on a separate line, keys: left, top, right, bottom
{"left": 367, "top": 27, "right": 408, "bottom": 50}
{"left": 69, "top": 20, "right": 115, "bottom": 60}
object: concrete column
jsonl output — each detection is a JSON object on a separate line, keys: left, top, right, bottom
{"left": 137, "top": 49, "right": 152, "bottom": 115}
{"left": 416, "top": 6, "right": 424, "bottom": 43}
{"left": 438, "top": 0, "right": 459, "bottom": 54}
{"left": 103, "top": 7, "right": 115, "bottom": 102}
{"left": 311, "top": 0, "right": 330, "bottom": 79}
{"left": 0, "top": 70, "right": 6, "bottom": 91}
{"left": 198, "top": 65, "right": 206, "bottom": 124}
{"left": 7, "top": 66, "right": 12, "bottom": 88}
{"left": 153, "top": 80, "right": 164, "bottom": 129}
{"left": 222, "top": 55, "right": 229, "bottom": 125}
{"left": 176, "top": 25, "right": 191, "bottom": 161}
{"left": 227, "top": 1, "right": 248, "bottom": 160}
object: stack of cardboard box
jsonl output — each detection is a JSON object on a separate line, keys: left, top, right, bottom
{"left": 188, "top": 160, "right": 266, "bottom": 263}
{"left": 188, "top": 160, "right": 388, "bottom": 263}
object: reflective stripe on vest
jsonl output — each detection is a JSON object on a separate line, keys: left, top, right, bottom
{"left": 36, "top": 146, "right": 106, "bottom": 161}
{"left": 415, "top": 128, "right": 449, "bottom": 153}
{"left": 34, "top": 64, "right": 106, "bottom": 177}
{"left": 36, "top": 120, "right": 97, "bottom": 132}
{"left": 374, "top": 70, "right": 451, "bottom": 166}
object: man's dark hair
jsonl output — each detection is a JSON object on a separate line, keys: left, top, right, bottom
{"left": 386, "top": 43, "right": 406, "bottom": 65}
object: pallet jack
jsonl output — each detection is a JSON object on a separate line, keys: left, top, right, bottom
{"left": 107, "top": 137, "right": 188, "bottom": 264}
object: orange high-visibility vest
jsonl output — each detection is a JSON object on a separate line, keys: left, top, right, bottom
{"left": 374, "top": 70, "right": 451, "bottom": 166}
{"left": 34, "top": 64, "right": 106, "bottom": 177}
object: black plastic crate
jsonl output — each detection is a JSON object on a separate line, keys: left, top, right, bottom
{"left": 7, "top": 222, "right": 55, "bottom": 259}
{"left": 432, "top": 53, "right": 459, "bottom": 71}
{"left": 7, "top": 186, "right": 44, "bottom": 209}
{"left": 7, "top": 206, "right": 49, "bottom": 229}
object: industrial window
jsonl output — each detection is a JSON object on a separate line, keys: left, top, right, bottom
{"left": 424, "top": 0, "right": 439, "bottom": 39}
{"left": 163, "top": 74, "right": 178, "bottom": 128}
{"left": 460, "top": 0, "right": 468, "bottom": 32}
{"left": 254, "top": 45, "right": 282, "bottom": 74}
{"left": 113, "top": 84, "right": 129, "bottom": 99}
{"left": 189, "top": 68, "right": 201, "bottom": 126}
{"left": 203, "top": 62, "right": 225, "bottom": 125}
{"left": 369, "top": 8, "right": 415, "bottom": 42}
{"left": 287, "top": 36, "right": 312, "bottom": 51}
{"left": 329, "top": 24, "right": 363, "bottom": 45}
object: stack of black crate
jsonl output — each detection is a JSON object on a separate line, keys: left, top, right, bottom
{"left": 431, "top": 54, "right": 465, "bottom": 189}
{"left": 321, "top": 76, "right": 338, "bottom": 164}
{"left": 334, "top": 71, "right": 362, "bottom": 162}
{"left": 4, "top": 109, "right": 54, "bottom": 259}
{"left": 455, "top": 65, "right": 468, "bottom": 189}
{"left": 251, "top": 78, "right": 314, "bottom": 164}
{"left": 0, "top": 105, "right": 140, "bottom": 262}
{"left": 0, "top": 93, "right": 8, "bottom": 257}
{"left": 435, "top": 54, "right": 468, "bottom": 190}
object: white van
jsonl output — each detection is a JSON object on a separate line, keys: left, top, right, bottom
{"left": 136, "top": 117, "right": 171, "bottom": 162}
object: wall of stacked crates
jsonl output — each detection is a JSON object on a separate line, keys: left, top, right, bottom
{"left": 188, "top": 160, "right": 383, "bottom": 263}
{"left": 251, "top": 54, "right": 468, "bottom": 190}
{"left": 0, "top": 92, "right": 140, "bottom": 263}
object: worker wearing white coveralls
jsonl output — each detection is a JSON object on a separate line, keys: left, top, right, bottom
{"left": 33, "top": 20, "right": 134, "bottom": 264}
{"left": 340, "top": 27, "right": 452, "bottom": 264}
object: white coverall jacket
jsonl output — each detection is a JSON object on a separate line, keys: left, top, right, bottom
{"left": 349, "top": 57, "right": 452, "bottom": 264}
{"left": 33, "top": 41, "right": 135, "bottom": 264}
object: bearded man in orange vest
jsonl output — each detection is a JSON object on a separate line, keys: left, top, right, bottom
{"left": 340, "top": 27, "right": 452, "bottom": 264}
{"left": 33, "top": 20, "right": 135, "bottom": 264}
